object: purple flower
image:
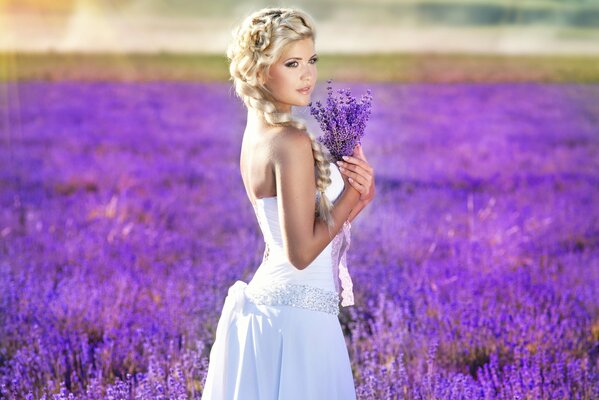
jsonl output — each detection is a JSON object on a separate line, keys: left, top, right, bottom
{"left": 309, "top": 80, "right": 373, "bottom": 161}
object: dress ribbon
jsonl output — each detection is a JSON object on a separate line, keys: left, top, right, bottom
{"left": 331, "top": 220, "right": 354, "bottom": 307}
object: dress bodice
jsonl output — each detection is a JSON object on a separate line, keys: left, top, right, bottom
{"left": 247, "top": 161, "right": 354, "bottom": 314}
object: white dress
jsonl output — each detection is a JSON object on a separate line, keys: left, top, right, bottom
{"left": 202, "top": 162, "right": 357, "bottom": 400}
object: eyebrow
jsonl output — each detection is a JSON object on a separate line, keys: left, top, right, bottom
{"left": 285, "top": 54, "right": 318, "bottom": 61}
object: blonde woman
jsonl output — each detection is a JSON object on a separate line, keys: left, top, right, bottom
{"left": 202, "top": 7, "right": 375, "bottom": 399}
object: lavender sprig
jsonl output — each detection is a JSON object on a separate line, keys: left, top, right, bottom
{"left": 309, "top": 80, "right": 373, "bottom": 161}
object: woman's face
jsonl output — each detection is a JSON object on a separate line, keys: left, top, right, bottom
{"left": 260, "top": 37, "right": 318, "bottom": 113}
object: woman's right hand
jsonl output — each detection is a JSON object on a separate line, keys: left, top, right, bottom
{"left": 337, "top": 144, "right": 375, "bottom": 203}
{"left": 340, "top": 167, "right": 356, "bottom": 190}
{"left": 339, "top": 166, "right": 361, "bottom": 201}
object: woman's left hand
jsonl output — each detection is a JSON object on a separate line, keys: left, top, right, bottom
{"left": 336, "top": 144, "right": 375, "bottom": 205}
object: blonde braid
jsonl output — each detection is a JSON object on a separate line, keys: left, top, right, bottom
{"left": 226, "top": 8, "right": 337, "bottom": 237}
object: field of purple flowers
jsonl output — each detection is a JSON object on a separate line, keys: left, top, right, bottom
{"left": 1, "top": 81, "right": 598, "bottom": 399}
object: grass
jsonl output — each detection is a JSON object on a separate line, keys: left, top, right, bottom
{"left": 1, "top": 51, "right": 599, "bottom": 83}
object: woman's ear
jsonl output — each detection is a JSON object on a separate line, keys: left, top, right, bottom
{"left": 256, "top": 69, "right": 262, "bottom": 85}
{"left": 257, "top": 67, "right": 269, "bottom": 87}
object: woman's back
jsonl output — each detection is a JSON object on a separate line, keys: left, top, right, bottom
{"left": 239, "top": 123, "right": 282, "bottom": 203}
{"left": 247, "top": 159, "right": 345, "bottom": 315}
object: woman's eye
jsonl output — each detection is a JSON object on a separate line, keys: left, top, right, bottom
{"left": 285, "top": 58, "right": 318, "bottom": 68}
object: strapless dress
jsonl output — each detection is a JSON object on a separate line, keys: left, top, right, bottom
{"left": 202, "top": 161, "right": 356, "bottom": 400}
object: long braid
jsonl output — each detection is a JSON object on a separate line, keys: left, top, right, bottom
{"left": 227, "top": 8, "right": 337, "bottom": 237}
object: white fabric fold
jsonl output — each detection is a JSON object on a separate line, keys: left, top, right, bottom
{"left": 331, "top": 220, "right": 354, "bottom": 307}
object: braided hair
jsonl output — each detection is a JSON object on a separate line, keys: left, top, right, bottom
{"left": 226, "top": 8, "right": 336, "bottom": 234}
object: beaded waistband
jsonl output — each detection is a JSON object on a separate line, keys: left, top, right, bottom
{"left": 245, "top": 282, "right": 340, "bottom": 316}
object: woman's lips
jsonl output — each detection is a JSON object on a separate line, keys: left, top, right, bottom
{"left": 297, "top": 87, "right": 311, "bottom": 95}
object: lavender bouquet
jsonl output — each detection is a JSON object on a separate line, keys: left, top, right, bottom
{"left": 309, "top": 80, "right": 373, "bottom": 161}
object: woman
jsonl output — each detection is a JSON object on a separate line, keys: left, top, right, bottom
{"left": 202, "top": 7, "right": 375, "bottom": 400}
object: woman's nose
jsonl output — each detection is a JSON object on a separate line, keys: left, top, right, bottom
{"left": 301, "top": 64, "right": 314, "bottom": 81}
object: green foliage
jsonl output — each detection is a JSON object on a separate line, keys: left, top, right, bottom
{"left": 2, "top": 51, "right": 599, "bottom": 83}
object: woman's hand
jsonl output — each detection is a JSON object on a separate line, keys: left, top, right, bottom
{"left": 336, "top": 144, "right": 375, "bottom": 206}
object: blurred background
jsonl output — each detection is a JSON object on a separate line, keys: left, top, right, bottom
{"left": 1, "top": 0, "right": 599, "bottom": 82}
{"left": 2, "top": 0, "right": 599, "bottom": 54}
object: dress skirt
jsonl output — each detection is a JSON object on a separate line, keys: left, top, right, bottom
{"left": 201, "top": 280, "right": 357, "bottom": 400}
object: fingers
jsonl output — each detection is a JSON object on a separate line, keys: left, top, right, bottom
{"left": 340, "top": 145, "right": 375, "bottom": 199}
{"left": 341, "top": 149, "right": 372, "bottom": 173}
{"left": 347, "top": 175, "right": 367, "bottom": 195}
{"left": 337, "top": 163, "right": 372, "bottom": 190}
{"left": 337, "top": 156, "right": 374, "bottom": 176}
{"left": 338, "top": 164, "right": 369, "bottom": 183}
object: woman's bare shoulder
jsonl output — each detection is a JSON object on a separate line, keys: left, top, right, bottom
{"left": 270, "top": 126, "right": 312, "bottom": 164}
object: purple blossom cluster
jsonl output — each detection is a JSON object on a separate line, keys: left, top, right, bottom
{"left": 0, "top": 81, "right": 598, "bottom": 399}
{"left": 309, "top": 79, "right": 373, "bottom": 161}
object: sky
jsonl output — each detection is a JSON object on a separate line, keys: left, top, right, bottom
{"left": 1, "top": 0, "right": 598, "bottom": 54}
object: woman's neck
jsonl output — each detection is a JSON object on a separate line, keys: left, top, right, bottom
{"left": 246, "top": 107, "right": 292, "bottom": 130}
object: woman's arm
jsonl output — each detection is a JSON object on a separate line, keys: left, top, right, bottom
{"left": 273, "top": 128, "right": 361, "bottom": 270}
{"left": 345, "top": 179, "right": 375, "bottom": 223}
{"left": 347, "top": 202, "right": 364, "bottom": 224}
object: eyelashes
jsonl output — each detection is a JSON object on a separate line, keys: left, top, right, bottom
{"left": 285, "top": 57, "right": 319, "bottom": 68}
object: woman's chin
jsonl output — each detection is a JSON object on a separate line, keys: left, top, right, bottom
{"left": 280, "top": 97, "right": 311, "bottom": 110}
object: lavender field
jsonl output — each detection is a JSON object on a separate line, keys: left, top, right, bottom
{"left": 1, "top": 81, "right": 598, "bottom": 399}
